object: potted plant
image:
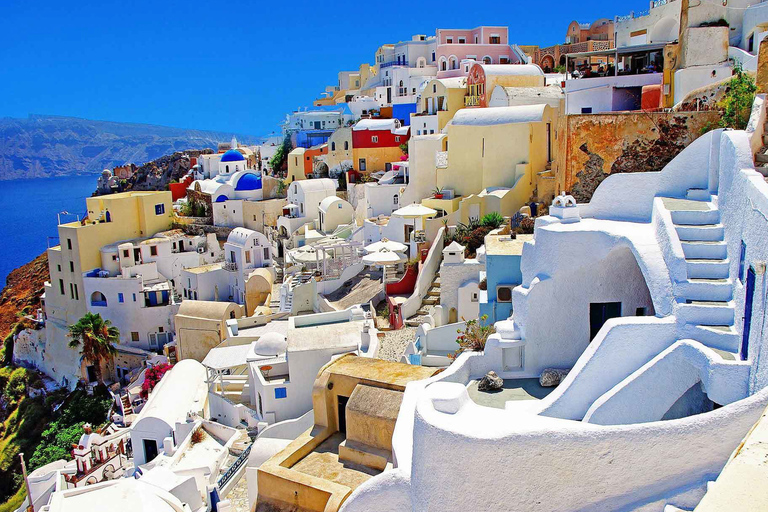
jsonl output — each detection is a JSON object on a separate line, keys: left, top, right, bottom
{"left": 433, "top": 187, "right": 444, "bottom": 199}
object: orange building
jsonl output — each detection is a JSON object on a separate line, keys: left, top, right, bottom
{"left": 537, "top": 19, "right": 615, "bottom": 72}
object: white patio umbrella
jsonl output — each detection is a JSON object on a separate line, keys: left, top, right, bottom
{"left": 364, "top": 238, "right": 407, "bottom": 253}
{"left": 362, "top": 248, "right": 407, "bottom": 266}
{"left": 288, "top": 245, "right": 333, "bottom": 264}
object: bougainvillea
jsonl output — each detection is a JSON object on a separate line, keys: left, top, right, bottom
{"left": 140, "top": 363, "right": 173, "bottom": 399}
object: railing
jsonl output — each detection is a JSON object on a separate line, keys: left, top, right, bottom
{"left": 223, "top": 261, "right": 238, "bottom": 272}
{"left": 464, "top": 95, "right": 481, "bottom": 107}
{"left": 217, "top": 444, "right": 252, "bottom": 490}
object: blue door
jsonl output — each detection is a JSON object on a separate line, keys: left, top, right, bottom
{"left": 741, "top": 267, "right": 756, "bottom": 361}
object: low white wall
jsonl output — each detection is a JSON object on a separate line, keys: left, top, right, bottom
{"left": 579, "top": 130, "right": 722, "bottom": 222}
{"left": 402, "top": 228, "right": 445, "bottom": 319}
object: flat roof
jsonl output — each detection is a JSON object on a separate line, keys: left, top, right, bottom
{"left": 324, "top": 354, "right": 438, "bottom": 389}
{"left": 184, "top": 262, "right": 223, "bottom": 274}
{"left": 485, "top": 234, "right": 533, "bottom": 256}
{"left": 286, "top": 320, "right": 365, "bottom": 352}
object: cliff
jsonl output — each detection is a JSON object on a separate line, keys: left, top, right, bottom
{"left": 0, "top": 115, "right": 258, "bottom": 181}
{"left": 0, "top": 253, "right": 48, "bottom": 350}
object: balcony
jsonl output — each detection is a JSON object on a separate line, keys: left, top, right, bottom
{"left": 223, "top": 261, "right": 238, "bottom": 272}
{"left": 464, "top": 95, "right": 481, "bottom": 107}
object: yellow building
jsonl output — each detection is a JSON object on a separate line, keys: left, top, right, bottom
{"left": 318, "top": 127, "right": 353, "bottom": 176}
{"left": 410, "top": 77, "right": 468, "bottom": 134}
{"left": 426, "top": 104, "right": 555, "bottom": 221}
{"left": 43, "top": 191, "right": 174, "bottom": 387}
{"left": 174, "top": 300, "right": 244, "bottom": 362}
{"left": 256, "top": 355, "right": 437, "bottom": 512}
{"left": 287, "top": 147, "right": 307, "bottom": 183}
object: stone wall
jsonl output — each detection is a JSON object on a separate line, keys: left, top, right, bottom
{"left": 557, "top": 111, "right": 721, "bottom": 202}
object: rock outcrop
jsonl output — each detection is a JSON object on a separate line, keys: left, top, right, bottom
{"left": 477, "top": 371, "right": 504, "bottom": 392}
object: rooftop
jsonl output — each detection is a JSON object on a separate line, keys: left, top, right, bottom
{"left": 286, "top": 319, "right": 366, "bottom": 352}
{"left": 466, "top": 378, "right": 553, "bottom": 409}
{"left": 183, "top": 262, "right": 223, "bottom": 274}
{"left": 453, "top": 104, "right": 547, "bottom": 126}
{"left": 324, "top": 354, "right": 438, "bottom": 389}
{"left": 485, "top": 234, "right": 533, "bottom": 256}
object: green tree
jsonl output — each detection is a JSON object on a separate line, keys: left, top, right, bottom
{"left": 269, "top": 134, "right": 293, "bottom": 175}
{"left": 67, "top": 313, "right": 118, "bottom": 384}
{"left": 720, "top": 64, "right": 757, "bottom": 130}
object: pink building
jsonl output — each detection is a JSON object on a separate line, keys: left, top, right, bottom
{"left": 435, "top": 26, "right": 521, "bottom": 78}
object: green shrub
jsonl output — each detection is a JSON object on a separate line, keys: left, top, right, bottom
{"left": 480, "top": 212, "right": 504, "bottom": 229}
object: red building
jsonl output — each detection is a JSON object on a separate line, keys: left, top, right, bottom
{"left": 351, "top": 118, "right": 409, "bottom": 174}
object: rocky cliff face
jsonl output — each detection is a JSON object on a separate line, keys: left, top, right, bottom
{"left": 106, "top": 149, "right": 212, "bottom": 194}
{"left": 0, "top": 115, "right": 257, "bottom": 181}
{"left": 0, "top": 253, "right": 48, "bottom": 344}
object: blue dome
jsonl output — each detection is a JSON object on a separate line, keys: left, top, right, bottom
{"left": 235, "top": 173, "right": 262, "bottom": 191}
{"left": 221, "top": 150, "right": 246, "bottom": 162}
{"left": 215, "top": 195, "right": 229, "bottom": 202}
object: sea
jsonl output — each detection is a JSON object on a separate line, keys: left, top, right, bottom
{"left": 0, "top": 174, "right": 99, "bottom": 286}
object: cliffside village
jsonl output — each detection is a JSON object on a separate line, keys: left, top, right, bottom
{"left": 11, "top": 2, "right": 768, "bottom": 511}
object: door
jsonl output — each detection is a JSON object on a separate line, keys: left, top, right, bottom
{"left": 589, "top": 302, "right": 622, "bottom": 339}
{"left": 134, "top": 248, "right": 142, "bottom": 263}
{"left": 86, "top": 365, "right": 97, "bottom": 383}
{"left": 741, "top": 267, "right": 756, "bottom": 361}
{"left": 337, "top": 395, "right": 349, "bottom": 434}
{"left": 386, "top": 87, "right": 392, "bottom": 104}
{"left": 178, "top": 240, "right": 184, "bottom": 252}
{"left": 314, "top": 121, "right": 321, "bottom": 129}
{"left": 143, "top": 439, "right": 159, "bottom": 463}
{"left": 359, "top": 159, "right": 366, "bottom": 172}
{"left": 546, "top": 122, "right": 552, "bottom": 163}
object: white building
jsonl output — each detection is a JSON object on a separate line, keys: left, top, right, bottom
{"left": 203, "top": 307, "right": 377, "bottom": 428}
{"left": 338, "top": 101, "right": 768, "bottom": 512}
{"left": 130, "top": 359, "right": 208, "bottom": 467}
{"left": 82, "top": 230, "right": 221, "bottom": 352}
{"left": 277, "top": 178, "right": 338, "bottom": 240}
{"left": 180, "top": 228, "right": 272, "bottom": 314}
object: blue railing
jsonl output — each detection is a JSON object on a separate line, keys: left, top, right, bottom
{"left": 408, "top": 353, "right": 422, "bottom": 365}
{"left": 217, "top": 443, "right": 252, "bottom": 490}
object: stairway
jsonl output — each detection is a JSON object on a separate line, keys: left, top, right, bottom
{"left": 279, "top": 273, "right": 313, "bottom": 313}
{"left": 661, "top": 194, "right": 740, "bottom": 356}
{"left": 416, "top": 272, "right": 441, "bottom": 316}
{"left": 120, "top": 393, "right": 133, "bottom": 416}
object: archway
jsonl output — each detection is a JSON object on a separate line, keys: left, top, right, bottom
{"left": 90, "top": 291, "right": 107, "bottom": 307}
{"left": 540, "top": 55, "right": 555, "bottom": 72}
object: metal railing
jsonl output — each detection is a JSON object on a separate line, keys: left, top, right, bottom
{"left": 464, "top": 95, "right": 481, "bottom": 107}
{"left": 223, "top": 261, "right": 238, "bottom": 272}
{"left": 217, "top": 444, "right": 252, "bottom": 490}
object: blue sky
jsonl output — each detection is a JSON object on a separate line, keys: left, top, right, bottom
{"left": 0, "top": 0, "right": 644, "bottom": 136}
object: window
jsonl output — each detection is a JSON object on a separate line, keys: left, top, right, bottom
{"left": 90, "top": 291, "right": 107, "bottom": 307}
{"left": 331, "top": 142, "right": 336, "bottom": 151}
{"left": 739, "top": 241, "right": 747, "bottom": 283}
{"left": 59, "top": 279, "right": 65, "bottom": 295}
{"left": 431, "top": 51, "right": 435, "bottom": 62}
{"left": 133, "top": 293, "right": 137, "bottom": 301}
{"left": 275, "top": 387, "right": 287, "bottom": 399}
{"left": 471, "top": 292, "right": 478, "bottom": 302}
{"left": 118, "top": 293, "right": 124, "bottom": 303}
{"left": 497, "top": 286, "right": 513, "bottom": 303}
{"left": 155, "top": 204, "right": 165, "bottom": 215}
{"left": 57, "top": 264, "right": 61, "bottom": 272}
{"left": 70, "top": 283, "right": 74, "bottom": 299}
{"left": 67, "top": 239, "right": 72, "bottom": 250}
{"left": 395, "top": 136, "right": 401, "bottom": 142}
{"left": 393, "top": 195, "right": 399, "bottom": 205}
{"left": 150, "top": 245, "right": 157, "bottom": 256}
{"left": 344, "top": 141, "right": 349, "bottom": 150}
{"left": 74, "top": 284, "right": 79, "bottom": 300}
{"left": 123, "top": 249, "right": 129, "bottom": 258}
{"left": 245, "top": 251, "right": 251, "bottom": 264}
{"left": 500, "top": 56, "right": 510, "bottom": 64}
{"left": 69, "top": 261, "right": 74, "bottom": 272}
{"left": 184, "top": 289, "right": 187, "bottom": 298}
{"left": 131, "top": 332, "right": 140, "bottom": 342}
{"left": 433, "top": 84, "right": 437, "bottom": 93}
{"left": 581, "top": 107, "right": 593, "bottom": 114}
{"left": 264, "top": 247, "right": 270, "bottom": 260}
{"left": 372, "top": 135, "right": 379, "bottom": 143}
{"left": 446, "top": 37, "right": 453, "bottom": 44}
{"left": 458, "top": 37, "right": 466, "bottom": 44}
{"left": 489, "top": 35, "right": 501, "bottom": 44}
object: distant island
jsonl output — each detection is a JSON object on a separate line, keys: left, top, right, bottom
{"left": 0, "top": 114, "right": 261, "bottom": 180}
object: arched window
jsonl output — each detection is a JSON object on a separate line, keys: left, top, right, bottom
{"left": 483, "top": 55, "right": 492, "bottom": 64}
{"left": 331, "top": 142, "right": 336, "bottom": 151}
{"left": 449, "top": 56, "right": 458, "bottom": 70}
{"left": 225, "top": 165, "right": 229, "bottom": 173}
{"left": 90, "top": 291, "right": 107, "bottom": 307}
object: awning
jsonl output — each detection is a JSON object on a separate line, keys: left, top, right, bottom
{"left": 565, "top": 42, "right": 671, "bottom": 59}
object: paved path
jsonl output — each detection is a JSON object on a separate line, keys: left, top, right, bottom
{"left": 226, "top": 473, "right": 250, "bottom": 512}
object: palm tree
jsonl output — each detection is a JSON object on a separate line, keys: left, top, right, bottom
{"left": 68, "top": 312, "right": 119, "bottom": 384}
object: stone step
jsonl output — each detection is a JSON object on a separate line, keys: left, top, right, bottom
{"left": 416, "top": 308, "right": 431, "bottom": 316}
{"left": 681, "top": 324, "right": 740, "bottom": 353}
{"left": 669, "top": 207, "right": 720, "bottom": 226}
{"left": 677, "top": 300, "right": 734, "bottom": 326}
{"left": 686, "top": 258, "right": 729, "bottom": 279}
{"left": 681, "top": 241, "right": 728, "bottom": 260}
{"left": 674, "top": 223, "right": 724, "bottom": 242}
{"left": 674, "top": 278, "right": 733, "bottom": 302}
{"left": 685, "top": 188, "right": 712, "bottom": 201}
{"left": 428, "top": 289, "right": 440, "bottom": 297}
{"left": 422, "top": 296, "right": 439, "bottom": 306}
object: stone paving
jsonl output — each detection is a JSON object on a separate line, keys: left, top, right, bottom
{"left": 226, "top": 473, "right": 250, "bottom": 512}
{"left": 377, "top": 326, "right": 417, "bottom": 362}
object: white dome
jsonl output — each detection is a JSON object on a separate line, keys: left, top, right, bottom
{"left": 253, "top": 332, "right": 287, "bottom": 357}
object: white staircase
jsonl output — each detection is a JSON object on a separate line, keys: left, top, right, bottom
{"left": 279, "top": 273, "right": 313, "bottom": 313}
{"left": 661, "top": 194, "right": 740, "bottom": 356}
